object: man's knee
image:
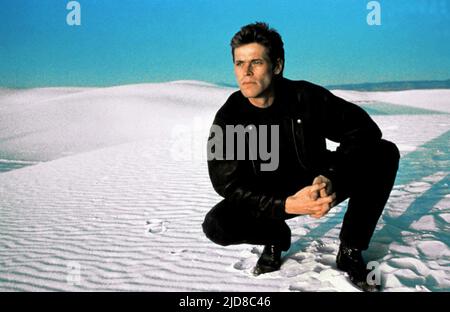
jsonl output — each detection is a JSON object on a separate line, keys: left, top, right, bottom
{"left": 335, "top": 139, "right": 400, "bottom": 194}
{"left": 202, "top": 201, "right": 234, "bottom": 247}
{"left": 379, "top": 139, "right": 400, "bottom": 169}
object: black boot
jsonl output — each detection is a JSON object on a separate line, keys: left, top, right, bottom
{"left": 336, "top": 244, "right": 381, "bottom": 292}
{"left": 253, "top": 245, "right": 282, "bottom": 276}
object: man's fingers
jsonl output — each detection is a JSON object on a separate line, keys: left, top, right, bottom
{"left": 315, "top": 194, "right": 334, "bottom": 205}
{"left": 311, "top": 205, "right": 331, "bottom": 219}
{"left": 305, "top": 199, "right": 328, "bottom": 210}
{"left": 329, "top": 192, "right": 336, "bottom": 202}
{"left": 320, "top": 187, "right": 327, "bottom": 198}
{"left": 304, "top": 203, "right": 322, "bottom": 212}
{"left": 310, "top": 190, "right": 319, "bottom": 201}
{"left": 312, "top": 193, "right": 336, "bottom": 211}
{"left": 310, "top": 211, "right": 323, "bottom": 218}
{"left": 309, "top": 182, "right": 326, "bottom": 200}
{"left": 314, "top": 175, "right": 333, "bottom": 196}
{"left": 310, "top": 182, "right": 326, "bottom": 193}
{"left": 311, "top": 210, "right": 327, "bottom": 219}
{"left": 308, "top": 192, "right": 337, "bottom": 218}
{"left": 312, "top": 176, "right": 322, "bottom": 185}
{"left": 305, "top": 193, "right": 335, "bottom": 209}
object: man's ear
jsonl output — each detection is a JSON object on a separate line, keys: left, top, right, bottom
{"left": 273, "top": 58, "right": 283, "bottom": 75}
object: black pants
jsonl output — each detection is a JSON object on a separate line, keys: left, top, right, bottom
{"left": 202, "top": 139, "right": 400, "bottom": 251}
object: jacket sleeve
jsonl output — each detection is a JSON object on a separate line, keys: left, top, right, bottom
{"left": 207, "top": 115, "right": 287, "bottom": 219}
{"left": 310, "top": 83, "right": 383, "bottom": 179}
{"left": 318, "top": 87, "right": 382, "bottom": 152}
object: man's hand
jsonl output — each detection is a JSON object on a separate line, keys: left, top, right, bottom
{"left": 285, "top": 182, "right": 336, "bottom": 217}
{"left": 311, "top": 175, "right": 333, "bottom": 199}
{"left": 310, "top": 175, "right": 336, "bottom": 218}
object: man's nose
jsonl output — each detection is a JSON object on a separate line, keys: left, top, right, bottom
{"left": 244, "top": 63, "right": 253, "bottom": 75}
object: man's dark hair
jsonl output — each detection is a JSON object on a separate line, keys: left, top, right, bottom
{"left": 230, "top": 22, "right": 285, "bottom": 77}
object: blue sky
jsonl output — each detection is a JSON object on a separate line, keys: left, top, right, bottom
{"left": 1, "top": 0, "right": 449, "bottom": 88}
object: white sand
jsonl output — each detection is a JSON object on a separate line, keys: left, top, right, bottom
{"left": 332, "top": 89, "right": 450, "bottom": 113}
{"left": 0, "top": 82, "right": 448, "bottom": 291}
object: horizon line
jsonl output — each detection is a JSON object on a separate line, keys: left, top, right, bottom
{"left": 1, "top": 78, "right": 450, "bottom": 91}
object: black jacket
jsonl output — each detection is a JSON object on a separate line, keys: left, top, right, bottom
{"left": 207, "top": 78, "right": 382, "bottom": 220}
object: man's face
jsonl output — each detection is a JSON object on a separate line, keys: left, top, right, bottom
{"left": 233, "top": 43, "right": 281, "bottom": 100}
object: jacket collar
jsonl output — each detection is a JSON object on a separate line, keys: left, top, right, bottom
{"left": 274, "top": 77, "right": 302, "bottom": 119}
{"left": 234, "top": 77, "right": 301, "bottom": 121}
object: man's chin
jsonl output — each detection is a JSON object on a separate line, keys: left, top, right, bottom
{"left": 240, "top": 89, "right": 258, "bottom": 99}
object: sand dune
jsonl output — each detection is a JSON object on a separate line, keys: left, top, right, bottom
{"left": 0, "top": 82, "right": 448, "bottom": 291}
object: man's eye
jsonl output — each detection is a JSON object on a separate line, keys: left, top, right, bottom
{"left": 235, "top": 62, "right": 243, "bottom": 66}
{"left": 252, "top": 60, "right": 263, "bottom": 65}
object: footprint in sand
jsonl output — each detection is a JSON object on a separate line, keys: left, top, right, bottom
{"left": 233, "top": 258, "right": 255, "bottom": 271}
{"left": 250, "top": 246, "right": 264, "bottom": 256}
{"left": 232, "top": 248, "right": 261, "bottom": 271}
{"left": 146, "top": 219, "right": 167, "bottom": 234}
